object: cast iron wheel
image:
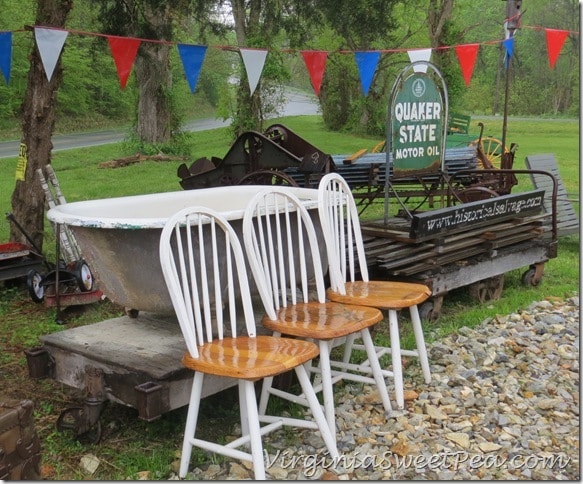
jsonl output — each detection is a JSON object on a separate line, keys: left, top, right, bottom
{"left": 73, "top": 260, "right": 94, "bottom": 292}
{"left": 468, "top": 275, "right": 505, "bottom": 303}
{"left": 418, "top": 300, "right": 436, "bottom": 321}
{"left": 521, "top": 268, "right": 542, "bottom": 287}
{"left": 27, "top": 270, "right": 45, "bottom": 303}
{"left": 56, "top": 407, "right": 103, "bottom": 444}
{"left": 454, "top": 186, "right": 500, "bottom": 203}
{"left": 237, "top": 169, "right": 299, "bottom": 187}
{"left": 472, "top": 136, "right": 507, "bottom": 169}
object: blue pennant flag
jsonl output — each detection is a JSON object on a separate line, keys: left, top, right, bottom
{"left": 0, "top": 31, "right": 12, "bottom": 84}
{"left": 355, "top": 51, "right": 381, "bottom": 96}
{"left": 177, "top": 44, "right": 207, "bottom": 93}
{"left": 503, "top": 37, "right": 515, "bottom": 69}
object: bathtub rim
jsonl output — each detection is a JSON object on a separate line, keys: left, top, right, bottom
{"left": 47, "top": 185, "right": 320, "bottom": 229}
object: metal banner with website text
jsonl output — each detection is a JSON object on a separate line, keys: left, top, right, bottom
{"left": 391, "top": 73, "right": 444, "bottom": 178}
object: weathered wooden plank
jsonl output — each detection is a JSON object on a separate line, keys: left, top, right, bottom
{"left": 525, "top": 153, "right": 579, "bottom": 236}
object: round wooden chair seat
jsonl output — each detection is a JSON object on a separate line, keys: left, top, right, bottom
{"left": 327, "top": 280, "right": 431, "bottom": 310}
{"left": 182, "top": 335, "right": 319, "bottom": 380}
{"left": 262, "top": 302, "right": 383, "bottom": 340}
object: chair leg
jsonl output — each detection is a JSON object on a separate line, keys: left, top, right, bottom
{"left": 342, "top": 333, "right": 357, "bottom": 363}
{"left": 318, "top": 339, "right": 336, "bottom": 439}
{"left": 388, "top": 309, "right": 405, "bottom": 410}
{"left": 360, "top": 328, "right": 392, "bottom": 416}
{"left": 239, "top": 382, "right": 249, "bottom": 438}
{"left": 410, "top": 304, "right": 432, "bottom": 384}
{"left": 180, "top": 372, "right": 205, "bottom": 478}
{"left": 294, "top": 364, "right": 339, "bottom": 460}
{"left": 258, "top": 375, "right": 274, "bottom": 416}
{"left": 241, "top": 380, "right": 266, "bottom": 480}
{"left": 258, "top": 331, "right": 280, "bottom": 415}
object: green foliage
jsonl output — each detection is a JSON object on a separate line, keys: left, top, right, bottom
{"left": 316, "top": 0, "right": 400, "bottom": 49}
{"left": 320, "top": 53, "right": 359, "bottom": 130}
{"left": 123, "top": 130, "right": 198, "bottom": 156}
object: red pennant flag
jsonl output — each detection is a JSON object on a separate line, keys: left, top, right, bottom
{"left": 455, "top": 44, "right": 479, "bottom": 87}
{"left": 545, "top": 28, "right": 569, "bottom": 70}
{"left": 107, "top": 35, "right": 141, "bottom": 89}
{"left": 301, "top": 50, "right": 328, "bottom": 97}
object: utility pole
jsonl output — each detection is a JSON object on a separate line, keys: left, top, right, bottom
{"left": 501, "top": 0, "right": 523, "bottom": 163}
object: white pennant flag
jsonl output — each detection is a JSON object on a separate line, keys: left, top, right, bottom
{"left": 240, "top": 48, "right": 268, "bottom": 95}
{"left": 35, "top": 27, "right": 69, "bottom": 82}
{"left": 407, "top": 48, "right": 432, "bottom": 73}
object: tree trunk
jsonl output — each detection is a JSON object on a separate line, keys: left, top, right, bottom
{"left": 135, "top": 42, "right": 173, "bottom": 144}
{"left": 230, "top": 0, "right": 264, "bottom": 134}
{"left": 426, "top": 0, "right": 454, "bottom": 73}
{"left": 427, "top": 0, "right": 454, "bottom": 48}
{"left": 10, "top": 0, "right": 73, "bottom": 251}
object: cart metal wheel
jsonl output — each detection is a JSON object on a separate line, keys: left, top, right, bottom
{"left": 419, "top": 295, "right": 443, "bottom": 321}
{"left": 56, "top": 407, "right": 102, "bottom": 444}
{"left": 522, "top": 268, "right": 541, "bottom": 287}
{"left": 472, "top": 136, "right": 507, "bottom": 169}
{"left": 468, "top": 275, "right": 505, "bottom": 303}
{"left": 73, "top": 260, "right": 94, "bottom": 292}
{"left": 237, "top": 169, "right": 299, "bottom": 187}
{"left": 27, "top": 270, "right": 45, "bottom": 303}
{"left": 455, "top": 186, "right": 500, "bottom": 203}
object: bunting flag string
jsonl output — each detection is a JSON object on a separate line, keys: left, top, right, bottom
{"left": 355, "top": 51, "right": 381, "bottom": 96}
{"left": 503, "top": 36, "right": 515, "bottom": 69}
{"left": 454, "top": 44, "right": 480, "bottom": 86}
{"left": 35, "top": 27, "right": 68, "bottom": 82}
{"left": 0, "top": 31, "right": 12, "bottom": 84}
{"left": 240, "top": 48, "right": 268, "bottom": 95}
{"left": 545, "top": 28, "right": 569, "bottom": 70}
{"left": 0, "top": 23, "right": 576, "bottom": 98}
{"left": 407, "top": 48, "right": 432, "bottom": 73}
{"left": 301, "top": 50, "right": 328, "bottom": 96}
{"left": 107, "top": 35, "right": 141, "bottom": 89}
{"left": 177, "top": 44, "right": 207, "bottom": 93}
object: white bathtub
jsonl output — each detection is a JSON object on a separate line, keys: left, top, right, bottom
{"left": 47, "top": 186, "right": 321, "bottom": 315}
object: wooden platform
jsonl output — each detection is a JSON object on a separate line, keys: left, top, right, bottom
{"left": 360, "top": 190, "right": 556, "bottom": 299}
{"left": 525, "top": 153, "right": 579, "bottom": 237}
{"left": 40, "top": 314, "right": 236, "bottom": 414}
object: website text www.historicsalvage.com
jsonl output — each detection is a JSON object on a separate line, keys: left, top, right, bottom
{"left": 264, "top": 450, "right": 571, "bottom": 477}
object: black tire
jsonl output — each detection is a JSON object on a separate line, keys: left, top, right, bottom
{"left": 27, "top": 270, "right": 44, "bottom": 303}
{"left": 73, "top": 260, "right": 94, "bottom": 292}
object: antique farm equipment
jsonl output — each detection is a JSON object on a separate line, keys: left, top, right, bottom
{"left": 177, "top": 122, "right": 515, "bottom": 211}
{"left": 178, "top": 124, "right": 332, "bottom": 189}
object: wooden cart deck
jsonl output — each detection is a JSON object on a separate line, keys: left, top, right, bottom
{"left": 39, "top": 313, "right": 236, "bottom": 417}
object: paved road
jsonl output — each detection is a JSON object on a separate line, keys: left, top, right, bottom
{"left": 0, "top": 90, "right": 320, "bottom": 159}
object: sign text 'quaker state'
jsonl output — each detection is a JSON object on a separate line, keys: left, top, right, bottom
{"left": 391, "top": 74, "right": 444, "bottom": 176}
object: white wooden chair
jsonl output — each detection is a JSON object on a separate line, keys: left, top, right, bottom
{"left": 242, "top": 187, "right": 392, "bottom": 440}
{"left": 317, "top": 172, "right": 432, "bottom": 409}
{"left": 159, "top": 206, "right": 338, "bottom": 480}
